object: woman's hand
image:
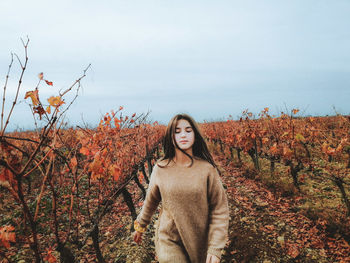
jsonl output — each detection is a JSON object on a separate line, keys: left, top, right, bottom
{"left": 133, "top": 231, "right": 143, "bottom": 245}
{"left": 206, "top": 253, "right": 220, "bottom": 263}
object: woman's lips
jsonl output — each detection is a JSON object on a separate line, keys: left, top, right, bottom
{"left": 180, "top": 141, "right": 188, "bottom": 143}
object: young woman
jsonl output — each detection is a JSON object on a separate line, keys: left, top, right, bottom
{"left": 133, "top": 113, "right": 229, "bottom": 263}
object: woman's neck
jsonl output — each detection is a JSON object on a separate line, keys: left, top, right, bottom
{"left": 173, "top": 148, "right": 194, "bottom": 165}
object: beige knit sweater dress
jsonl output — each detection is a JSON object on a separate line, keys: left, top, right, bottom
{"left": 136, "top": 157, "right": 229, "bottom": 263}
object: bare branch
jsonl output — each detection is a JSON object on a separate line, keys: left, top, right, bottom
{"left": 59, "top": 64, "right": 91, "bottom": 97}
{"left": 13, "top": 53, "right": 24, "bottom": 69}
{"left": 1, "top": 135, "right": 39, "bottom": 144}
{"left": 1, "top": 53, "right": 14, "bottom": 132}
{"left": 29, "top": 103, "right": 39, "bottom": 130}
{"left": 18, "top": 115, "right": 57, "bottom": 176}
{"left": 22, "top": 148, "right": 53, "bottom": 178}
{"left": 1, "top": 38, "right": 30, "bottom": 136}
{"left": 56, "top": 79, "right": 81, "bottom": 124}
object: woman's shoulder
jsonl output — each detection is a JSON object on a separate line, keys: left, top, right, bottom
{"left": 154, "top": 158, "right": 173, "bottom": 167}
{"left": 195, "top": 157, "right": 215, "bottom": 169}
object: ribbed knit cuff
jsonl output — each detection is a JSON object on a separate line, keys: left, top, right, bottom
{"left": 207, "top": 247, "right": 222, "bottom": 260}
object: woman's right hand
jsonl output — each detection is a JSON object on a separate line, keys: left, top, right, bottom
{"left": 133, "top": 231, "right": 143, "bottom": 245}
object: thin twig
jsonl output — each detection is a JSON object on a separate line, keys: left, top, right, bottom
{"left": 56, "top": 80, "right": 81, "bottom": 124}
{"left": 1, "top": 37, "right": 30, "bottom": 136}
{"left": 1, "top": 53, "right": 14, "bottom": 132}
{"left": 13, "top": 53, "right": 24, "bottom": 69}
{"left": 22, "top": 148, "right": 53, "bottom": 178}
{"left": 18, "top": 115, "right": 57, "bottom": 176}
{"left": 59, "top": 64, "right": 91, "bottom": 97}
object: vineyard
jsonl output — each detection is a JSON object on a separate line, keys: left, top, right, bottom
{"left": 1, "top": 41, "right": 350, "bottom": 262}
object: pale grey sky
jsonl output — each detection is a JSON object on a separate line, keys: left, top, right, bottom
{"left": 1, "top": 0, "right": 349, "bottom": 130}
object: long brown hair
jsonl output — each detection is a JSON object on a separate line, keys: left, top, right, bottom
{"left": 157, "top": 113, "right": 219, "bottom": 171}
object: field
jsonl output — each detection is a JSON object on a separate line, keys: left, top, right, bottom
{"left": 1, "top": 109, "right": 350, "bottom": 262}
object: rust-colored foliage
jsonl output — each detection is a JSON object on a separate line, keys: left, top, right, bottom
{"left": 0, "top": 225, "right": 16, "bottom": 249}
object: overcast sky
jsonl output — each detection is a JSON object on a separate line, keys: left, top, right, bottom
{"left": 1, "top": 0, "right": 349, "bottom": 131}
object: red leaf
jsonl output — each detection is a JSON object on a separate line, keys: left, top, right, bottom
{"left": 112, "top": 165, "right": 121, "bottom": 182}
{"left": 80, "top": 147, "right": 90, "bottom": 156}
{"left": 45, "top": 80, "right": 53, "bottom": 86}
{"left": 33, "top": 106, "right": 46, "bottom": 120}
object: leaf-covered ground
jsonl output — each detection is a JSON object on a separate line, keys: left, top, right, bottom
{"left": 216, "top": 155, "right": 350, "bottom": 263}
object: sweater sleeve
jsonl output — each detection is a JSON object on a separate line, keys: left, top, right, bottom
{"left": 136, "top": 164, "right": 161, "bottom": 228}
{"left": 207, "top": 166, "right": 229, "bottom": 259}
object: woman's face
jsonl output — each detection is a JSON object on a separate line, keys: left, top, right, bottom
{"left": 173, "top": 119, "right": 195, "bottom": 151}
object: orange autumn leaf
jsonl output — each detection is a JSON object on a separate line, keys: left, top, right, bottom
{"left": 138, "top": 171, "right": 144, "bottom": 184}
{"left": 70, "top": 157, "right": 77, "bottom": 168}
{"left": 80, "top": 147, "right": 90, "bottom": 156}
{"left": 265, "top": 225, "right": 275, "bottom": 231}
{"left": 38, "top": 72, "right": 44, "bottom": 80}
{"left": 89, "top": 157, "right": 104, "bottom": 174}
{"left": 0, "top": 225, "right": 16, "bottom": 249}
{"left": 283, "top": 147, "right": 293, "bottom": 158}
{"left": 327, "top": 147, "right": 336, "bottom": 156}
{"left": 114, "top": 118, "right": 121, "bottom": 129}
{"left": 45, "top": 80, "right": 53, "bottom": 86}
{"left": 91, "top": 172, "right": 103, "bottom": 181}
{"left": 292, "top": 109, "right": 299, "bottom": 115}
{"left": 321, "top": 142, "right": 329, "bottom": 154}
{"left": 112, "top": 165, "right": 121, "bottom": 182}
{"left": 46, "top": 253, "right": 57, "bottom": 263}
{"left": 46, "top": 106, "right": 51, "bottom": 114}
{"left": 47, "top": 96, "right": 65, "bottom": 108}
{"left": 44, "top": 247, "right": 57, "bottom": 263}
{"left": 24, "top": 89, "right": 39, "bottom": 106}
{"left": 287, "top": 244, "right": 300, "bottom": 258}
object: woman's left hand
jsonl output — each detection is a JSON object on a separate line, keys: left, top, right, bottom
{"left": 206, "top": 253, "right": 220, "bottom": 263}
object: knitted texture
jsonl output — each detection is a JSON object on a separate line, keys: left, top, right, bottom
{"left": 136, "top": 157, "right": 229, "bottom": 263}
